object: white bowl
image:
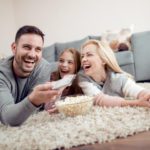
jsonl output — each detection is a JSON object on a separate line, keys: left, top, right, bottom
{"left": 55, "top": 95, "right": 93, "bottom": 117}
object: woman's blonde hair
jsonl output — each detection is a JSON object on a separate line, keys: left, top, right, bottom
{"left": 81, "top": 39, "right": 132, "bottom": 77}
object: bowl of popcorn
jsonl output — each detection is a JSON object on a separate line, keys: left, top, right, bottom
{"left": 55, "top": 95, "right": 93, "bottom": 117}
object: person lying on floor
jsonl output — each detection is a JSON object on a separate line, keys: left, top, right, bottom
{"left": 0, "top": 25, "right": 60, "bottom": 126}
{"left": 44, "top": 48, "right": 83, "bottom": 113}
{"left": 78, "top": 39, "right": 150, "bottom": 107}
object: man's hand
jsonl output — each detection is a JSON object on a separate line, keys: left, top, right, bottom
{"left": 28, "top": 82, "right": 61, "bottom": 106}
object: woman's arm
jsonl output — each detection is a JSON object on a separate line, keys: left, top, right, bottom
{"left": 94, "top": 92, "right": 150, "bottom": 107}
{"left": 122, "top": 78, "right": 145, "bottom": 98}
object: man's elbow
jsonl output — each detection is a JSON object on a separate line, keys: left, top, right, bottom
{"left": 0, "top": 114, "right": 25, "bottom": 127}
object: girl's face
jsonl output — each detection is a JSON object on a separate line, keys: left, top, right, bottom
{"left": 58, "top": 51, "right": 76, "bottom": 78}
{"left": 81, "top": 43, "right": 105, "bottom": 79}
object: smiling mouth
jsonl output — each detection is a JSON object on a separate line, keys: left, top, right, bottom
{"left": 23, "top": 59, "right": 36, "bottom": 68}
{"left": 60, "top": 70, "right": 70, "bottom": 74}
{"left": 24, "top": 57, "right": 36, "bottom": 64}
{"left": 24, "top": 60, "right": 34, "bottom": 64}
{"left": 83, "top": 65, "right": 91, "bottom": 71}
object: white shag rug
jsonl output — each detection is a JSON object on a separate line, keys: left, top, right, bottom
{"left": 0, "top": 83, "right": 150, "bottom": 150}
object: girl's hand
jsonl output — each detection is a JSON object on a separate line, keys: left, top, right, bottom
{"left": 47, "top": 106, "right": 59, "bottom": 114}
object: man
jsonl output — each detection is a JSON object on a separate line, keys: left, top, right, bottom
{"left": 0, "top": 25, "right": 60, "bottom": 126}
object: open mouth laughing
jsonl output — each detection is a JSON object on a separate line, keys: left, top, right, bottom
{"left": 23, "top": 58, "right": 36, "bottom": 68}
{"left": 82, "top": 64, "right": 91, "bottom": 72}
{"left": 60, "top": 69, "right": 70, "bottom": 76}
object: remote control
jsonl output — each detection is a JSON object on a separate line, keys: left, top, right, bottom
{"left": 52, "top": 75, "right": 76, "bottom": 90}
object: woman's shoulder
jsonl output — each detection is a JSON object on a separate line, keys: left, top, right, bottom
{"left": 109, "top": 71, "right": 129, "bottom": 85}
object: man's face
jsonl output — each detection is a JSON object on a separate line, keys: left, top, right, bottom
{"left": 11, "top": 34, "right": 43, "bottom": 77}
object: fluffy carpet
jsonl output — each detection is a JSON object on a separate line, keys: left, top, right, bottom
{"left": 0, "top": 83, "right": 150, "bottom": 150}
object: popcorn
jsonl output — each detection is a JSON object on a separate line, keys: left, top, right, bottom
{"left": 55, "top": 95, "right": 93, "bottom": 117}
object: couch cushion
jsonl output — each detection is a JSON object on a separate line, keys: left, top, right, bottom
{"left": 115, "top": 51, "right": 134, "bottom": 66}
{"left": 131, "top": 31, "right": 150, "bottom": 81}
{"left": 55, "top": 37, "right": 89, "bottom": 60}
{"left": 42, "top": 44, "right": 56, "bottom": 62}
{"left": 115, "top": 51, "right": 135, "bottom": 76}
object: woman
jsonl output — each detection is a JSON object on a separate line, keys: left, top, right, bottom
{"left": 79, "top": 39, "right": 150, "bottom": 107}
{"left": 45, "top": 48, "right": 83, "bottom": 111}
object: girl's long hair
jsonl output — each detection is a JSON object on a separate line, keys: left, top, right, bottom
{"left": 50, "top": 48, "right": 81, "bottom": 81}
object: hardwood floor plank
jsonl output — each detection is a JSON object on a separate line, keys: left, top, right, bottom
{"left": 69, "top": 131, "right": 150, "bottom": 150}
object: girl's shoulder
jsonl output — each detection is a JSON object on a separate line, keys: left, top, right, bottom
{"left": 77, "top": 70, "right": 92, "bottom": 82}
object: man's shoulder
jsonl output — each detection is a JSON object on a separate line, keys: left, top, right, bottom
{"left": 0, "top": 56, "right": 13, "bottom": 70}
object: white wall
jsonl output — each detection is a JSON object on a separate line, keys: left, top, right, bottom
{"left": 0, "top": 0, "right": 150, "bottom": 56}
{"left": 0, "top": 0, "right": 16, "bottom": 56}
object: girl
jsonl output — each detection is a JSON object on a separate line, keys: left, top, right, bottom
{"left": 45, "top": 48, "right": 83, "bottom": 111}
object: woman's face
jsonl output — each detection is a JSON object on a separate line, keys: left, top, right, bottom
{"left": 58, "top": 51, "right": 76, "bottom": 78}
{"left": 81, "top": 43, "right": 105, "bottom": 78}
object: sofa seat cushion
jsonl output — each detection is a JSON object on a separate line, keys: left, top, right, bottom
{"left": 55, "top": 37, "right": 89, "bottom": 60}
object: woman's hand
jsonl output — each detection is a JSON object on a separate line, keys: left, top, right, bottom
{"left": 138, "top": 89, "right": 150, "bottom": 101}
{"left": 135, "top": 99, "right": 150, "bottom": 107}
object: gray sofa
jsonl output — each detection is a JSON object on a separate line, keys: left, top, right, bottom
{"left": 42, "top": 31, "right": 150, "bottom": 82}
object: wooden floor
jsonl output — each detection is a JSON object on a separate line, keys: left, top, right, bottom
{"left": 69, "top": 131, "right": 150, "bottom": 150}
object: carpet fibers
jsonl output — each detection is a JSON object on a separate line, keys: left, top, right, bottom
{"left": 0, "top": 83, "right": 150, "bottom": 150}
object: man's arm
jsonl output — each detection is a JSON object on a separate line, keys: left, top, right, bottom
{"left": 0, "top": 99, "right": 37, "bottom": 126}
{"left": 0, "top": 82, "right": 60, "bottom": 126}
{"left": 0, "top": 86, "right": 38, "bottom": 126}
{"left": 0, "top": 59, "right": 55, "bottom": 126}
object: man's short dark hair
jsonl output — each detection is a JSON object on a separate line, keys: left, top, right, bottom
{"left": 15, "top": 25, "right": 45, "bottom": 43}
